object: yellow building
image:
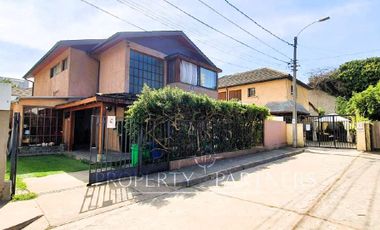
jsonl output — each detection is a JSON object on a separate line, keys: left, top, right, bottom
{"left": 218, "top": 68, "right": 311, "bottom": 122}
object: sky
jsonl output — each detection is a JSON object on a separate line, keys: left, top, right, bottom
{"left": 1, "top": 0, "right": 380, "bottom": 83}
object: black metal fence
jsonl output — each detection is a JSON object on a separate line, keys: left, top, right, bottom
{"left": 302, "top": 115, "right": 356, "bottom": 149}
{"left": 88, "top": 115, "right": 264, "bottom": 185}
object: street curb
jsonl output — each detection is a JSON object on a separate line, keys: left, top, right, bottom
{"left": 170, "top": 148, "right": 305, "bottom": 187}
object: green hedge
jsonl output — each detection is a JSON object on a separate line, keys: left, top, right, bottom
{"left": 126, "top": 86, "right": 269, "bottom": 160}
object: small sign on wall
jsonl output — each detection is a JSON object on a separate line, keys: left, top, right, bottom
{"left": 357, "top": 122, "right": 364, "bottom": 131}
{"left": 107, "top": 116, "right": 116, "bottom": 129}
{"left": 305, "top": 124, "right": 311, "bottom": 131}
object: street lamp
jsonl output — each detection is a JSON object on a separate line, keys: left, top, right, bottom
{"left": 292, "top": 16, "right": 330, "bottom": 148}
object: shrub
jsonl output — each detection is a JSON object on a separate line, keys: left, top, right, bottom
{"left": 126, "top": 86, "right": 269, "bottom": 160}
{"left": 350, "top": 82, "right": 380, "bottom": 120}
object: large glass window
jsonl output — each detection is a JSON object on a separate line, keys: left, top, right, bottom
{"left": 200, "top": 67, "right": 217, "bottom": 89}
{"left": 22, "top": 107, "right": 63, "bottom": 146}
{"left": 129, "top": 50, "right": 164, "bottom": 94}
{"left": 180, "top": 60, "right": 198, "bottom": 85}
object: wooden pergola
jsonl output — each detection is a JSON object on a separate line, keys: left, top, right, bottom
{"left": 55, "top": 93, "right": 136, "bottom": 153}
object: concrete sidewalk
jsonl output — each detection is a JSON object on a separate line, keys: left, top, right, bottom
{"left": 0, "top": 147, "right": 303, "bottom": 229}
{"left": 148, "top": 147, "right": 304, "bottom": 187}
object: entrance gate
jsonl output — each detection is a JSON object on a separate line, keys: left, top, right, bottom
{"left": 88, "top": 115, "right": 169, "bottom": 185}
{"left": 302, "top": 114, "right": 356, "bottom": 149}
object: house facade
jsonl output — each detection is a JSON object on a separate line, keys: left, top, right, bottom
{"left": 11, "top": 31, "right": 221, "bottom": 153}
{"left": 218, "top": 68, "right": 312, "bottom": 121}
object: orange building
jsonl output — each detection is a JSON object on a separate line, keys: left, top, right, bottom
{"left": 11, "top": 31, "right": 221, "bottom": 153}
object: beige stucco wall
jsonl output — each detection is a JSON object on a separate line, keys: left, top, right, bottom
{"left": 357, "top": 122, "right": 371, "bottom": 151}
{"left": 286, "top": 123, "right": 304, "bottom": 147}
{"left": 218, "top": 79, "right": 309, "bottom": 109}
{"left": 98, "top": 41, "right": 128, "bottom": 94}
{"left": 285, "top": 79, "right": 309, "bottom": 110}
{"left": 0, "top": 110, "right": 10, "bottom": 200}
{"left": 308, "top": 89, "right": 337, "bottom": 115}
{"left": 68, "top": 48, "right": 99, "bottom": 97}
{"left": 34, "top": 49, "right": 71, "bottom": 96}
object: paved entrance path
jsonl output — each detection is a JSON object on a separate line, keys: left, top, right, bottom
{"left": 54, "top": 148, "right": 380, "bottom": 230}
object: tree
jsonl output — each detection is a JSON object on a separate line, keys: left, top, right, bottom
{"left": 335, "top": 57, "right": 380, "bottom": 99}
{"left": 308, "top": 68, "right": 340, "bottom": 96}
{"left": 308, "top": 58, "right": 380, "bottom": 99}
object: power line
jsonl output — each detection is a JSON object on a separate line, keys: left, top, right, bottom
{"left": 161, "top": 0, "right": 289, "bottom": 64}
{"left": 208, "top": 56, "right": 252, "bottom": 69}
{"left": 116, "top": 0, "right": 285, "bottom": 67}
{"left": 196, "top": 0, "right": 290, "bottom": 59}
{"left": 224, "top": 0, "right": 292, "bottom": 46}
{"left": 79, "top": 0, "right": 260, "bottom": 71}
{"left": 79, "top": 0, "right": 145, "bottom": 31}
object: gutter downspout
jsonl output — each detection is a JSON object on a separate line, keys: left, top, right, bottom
{"left": 25, "top": 78, "right": 34, "bottom": 96}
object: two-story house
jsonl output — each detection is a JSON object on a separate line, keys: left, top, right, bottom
{"left": 11, "top": 31, "right": 221, "bottom": 153}
{"left": 217, "top": 68, "right": 311, "bottom": 122}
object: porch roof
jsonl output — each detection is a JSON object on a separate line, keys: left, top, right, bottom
{"left": 55, "top": 93, "right": 137, "bottom": 110}
{"left": 266, "top": 100, "right": 310, "bottom": 115}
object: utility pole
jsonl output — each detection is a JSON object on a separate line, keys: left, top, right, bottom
{"left": 291, "top": 16, "right": 330, "bottom": 148}
{"left": 292, "top": 36, "right": 298, "bottom": 148}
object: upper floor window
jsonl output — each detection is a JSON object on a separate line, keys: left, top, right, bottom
{"left": 129, "top": 50, "right": 164, "bottom": 94}
{"left": 248, "top": 87, "right": 256, "bottom": 97}
{"left": 50, "top": 57, "right": 68, "bottom": 78}
{"left": 200, "top": 67, "right": 217, "bottom": 89}
{"left": 180, "top": 61, "right": 198, "bottom": 85}
{"left": 178, "top": 60, "right": 217, "bottom": 90}
{"left": 61, "top": 58, "right": 68, "bottom": 71}
{"left": 50, "top": 64, "right": 60, "bottom": 78}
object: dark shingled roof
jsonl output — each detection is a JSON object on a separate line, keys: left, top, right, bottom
{"left": 266, "top": 100, "right": 310, "bottom": 115}
{"left": 24, "top": 31, "right": 220, "bottom": 79}
{"left": 92, "top": 31, "right": 217, "bottom": 68}
{"left": 218, "top": 67, "right": 311, "bottom": 89}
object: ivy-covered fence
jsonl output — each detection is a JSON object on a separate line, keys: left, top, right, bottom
{"left": 126, "top": 86, "right": 269, "bottom": 161}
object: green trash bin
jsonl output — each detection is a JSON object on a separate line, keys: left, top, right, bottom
{"left": 131, "top": 144, "right": 139, "bottom": 167}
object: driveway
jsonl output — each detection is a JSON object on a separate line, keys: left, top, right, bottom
{"left": 53, "top": 148, "right": 380, "bottom": 230}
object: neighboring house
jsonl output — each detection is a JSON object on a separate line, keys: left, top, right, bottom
{"left": 0, "top": 76, "right": 30, "bottom": 89}
{"left": 308, "top": 89, "right": 337, "bottom": 116}
{"left": 11, "top": 31, "right": 221, "bottom": 152}
{"left": 218, "top": 68, "right": 311, "bottom": 121}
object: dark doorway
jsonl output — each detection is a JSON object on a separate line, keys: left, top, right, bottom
{"left": 73, "top": 109, "right": 93, "bottom": 150}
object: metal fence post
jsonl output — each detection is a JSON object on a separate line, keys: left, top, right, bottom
{"left": 9, "top": 112, "right": 20, "bottom": 197}
{"left": 137, "top": 125, "right": 143, "bottom": 176}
